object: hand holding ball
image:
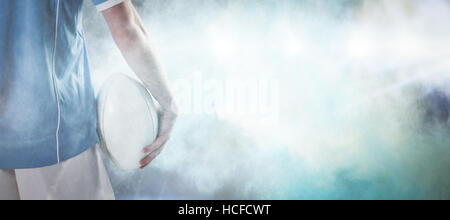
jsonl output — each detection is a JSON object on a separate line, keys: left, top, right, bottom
{"left": 97, "top": 74, "right": 159, "bottom": 170}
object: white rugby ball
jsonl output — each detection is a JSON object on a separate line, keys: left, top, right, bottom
{"left": 97, "top": 74, "right": 159, "bottom": 170}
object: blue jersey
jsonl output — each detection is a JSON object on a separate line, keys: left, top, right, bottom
{"left": 0, "top": 0, "right": 124, "bottom": 169}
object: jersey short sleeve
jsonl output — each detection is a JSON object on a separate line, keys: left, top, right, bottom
{"left": 91, "top": 0, "right": 125, "bottom": 12}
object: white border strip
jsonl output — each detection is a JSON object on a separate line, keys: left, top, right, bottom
{"left": 96, "top": 0, "right": 125, "bottom": 12}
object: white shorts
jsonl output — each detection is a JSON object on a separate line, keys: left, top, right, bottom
{"left": 0, "top": 145, "right": 115, "bottom": 200}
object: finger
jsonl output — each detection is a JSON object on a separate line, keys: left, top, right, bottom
{"left": 142, "top": 111, "right": 176, "bottom": 153}
{"left": 142, "top": 134, "right": 169, "bottom": 153}
{"left": 140, "top": 146, "right": 165, "bottom": 169}
{"left": 145, "top": 138, "right": 169, "bottom": 158}
{"left": 141, "top": 138, "right": 168, "bottom": 165}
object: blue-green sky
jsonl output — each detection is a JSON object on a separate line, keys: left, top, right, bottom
{"left": 83, "top": 0, "right": 450, "bottom": 200}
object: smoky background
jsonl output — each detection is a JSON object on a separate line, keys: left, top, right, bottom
{"left": 83, "top": 0, "right": 450, "bottom": 199}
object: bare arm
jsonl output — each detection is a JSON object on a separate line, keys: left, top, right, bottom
{"left": 102, "top": 0, "right": 178, "bottom": 169}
